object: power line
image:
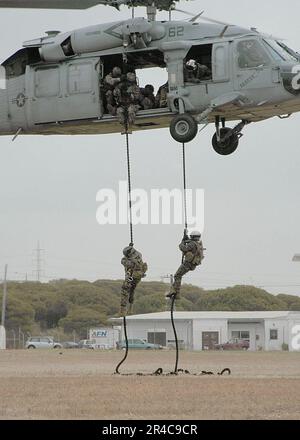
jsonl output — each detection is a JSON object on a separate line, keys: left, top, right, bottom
{"left": 33, "top": 241, "right": 45, "bottom": 282}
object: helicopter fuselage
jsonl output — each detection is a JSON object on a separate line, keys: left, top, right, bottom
{"left": 0, "top": 18, "right": 300, "bottom": 141}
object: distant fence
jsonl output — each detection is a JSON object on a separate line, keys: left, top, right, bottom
{"left": 6, "top": 329, "right": 29, "bottom": 349}
{"left": 5, "top": 329, "right": 80, "bottom": 349}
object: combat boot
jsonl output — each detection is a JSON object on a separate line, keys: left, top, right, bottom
{"left": 119, "top": 306, "right": 127, "bottom": 317}
{"left": 166, "top": 290, "right": 181, "bottom": 300}
{"left": 128, "top": 303, "right": 134, "bottom": 315}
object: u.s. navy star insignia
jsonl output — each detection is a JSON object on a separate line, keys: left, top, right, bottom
{"left": 12, "top": 93, "right": 27, "bottom": 108}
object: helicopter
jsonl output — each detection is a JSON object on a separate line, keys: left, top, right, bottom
{"left": 0, "top": 0, "right": 300, "bottom": 155}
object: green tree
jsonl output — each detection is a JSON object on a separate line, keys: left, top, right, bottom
{"left": 5, "top": 296, "right": 35, "bottom": 333}
{"left": 59, "top": 307, "right": 107, "bottom": 338}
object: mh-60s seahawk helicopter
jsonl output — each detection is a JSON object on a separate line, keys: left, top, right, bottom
{"left": 0, "top": 0, "right": 300, "bottom": 155}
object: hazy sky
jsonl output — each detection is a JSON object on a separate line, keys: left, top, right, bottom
{"left": 1, "top": 0, "right": 300, "bottom": 295}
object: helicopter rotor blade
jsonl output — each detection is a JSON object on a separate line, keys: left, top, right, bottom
{"left": 173, "top": 8, "right": 205, "bottom": 23}
{"left": 174, "top": 8, "right": 232, "bottom": 26}
{"left": 197, "top": 15, "right": 232, "bottom": 26}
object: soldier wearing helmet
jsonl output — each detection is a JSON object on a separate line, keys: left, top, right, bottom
{"left": 104, "top": 66, "right": 122, "bottom": 115}
{"left": 184, "top": 59, "right": 210, "bottom": 83}
{"left": 114, "top": 70, "right": 141, "bottom": 127}
{"left": 167, "top": 230, "right": 205, "bottom": 300}
{"left": 120, "top": 244, "right": 148, "bottom": 316}
{"left": 140, "top": 84, "right": 156, "bottom": 109}
{"left": 155, "top": 82, "right": 169, "bottom": 108}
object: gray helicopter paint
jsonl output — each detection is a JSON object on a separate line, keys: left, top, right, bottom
{"left": 1, "top": 17, "right": 300, "bottom": 137}
{"left": 0, "top": 89, "right": 10, "bottom": 132}
{"left": 26, "top": 58, "right": 102, "bottom": 125}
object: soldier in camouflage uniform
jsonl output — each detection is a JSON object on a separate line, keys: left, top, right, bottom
{"left": 104, "top": 66, "right": 122, "bottom": 116}
{"left": 114, "top": 71, "right": 141, "bottom": 127}
{"left": 167, "top": 230, "right": 204, "bottom": 300}
{"left": 120, "top": 244, "right": 148, "bottom": 316}
{"left": 140, "top": 84, "right": 156, "bottom": 110}
{"left": 155, "top": 82, "right": 168, "bottom": 108}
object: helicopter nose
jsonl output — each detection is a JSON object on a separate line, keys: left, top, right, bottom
{"left": 281, "top": 64, "right": 300, "bottom": 95}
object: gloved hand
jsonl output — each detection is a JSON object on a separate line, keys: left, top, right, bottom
{"left": 183, "top": 228, "right": 189, "bottom": 241}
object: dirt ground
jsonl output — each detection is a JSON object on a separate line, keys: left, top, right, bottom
{"left": 0, "top": 349, "right": 300, "bottom": 420}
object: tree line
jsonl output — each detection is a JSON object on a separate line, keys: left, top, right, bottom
{"left": 1, "top": 279, "right": 300, "bottom": 339}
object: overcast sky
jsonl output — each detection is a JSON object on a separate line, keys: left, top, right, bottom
{"left": 1, "top": 0, "right": 300, "bottom": 295}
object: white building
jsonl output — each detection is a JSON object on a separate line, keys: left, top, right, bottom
{"left": 112, "top": 311, "right": 300, "bottom": 352}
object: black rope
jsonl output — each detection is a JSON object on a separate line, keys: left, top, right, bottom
{"left": 170, "top": 295, "right": 179, "bottom": 374}
{"left": 166, "top": 143, "right": 189, "bottom": 374}
{"left": 115, "top": 111, "right": 132, "bottom": 375}
{"left": 125, "top": 116, "right": 134, "bottom": 245}
{"left": 114, "top": 129, "right": 232, "bottom": 377}
{"left": 114, "top": 367, "right": 231, "bottom": 377}
{"left": 182, "top": 142, "right": 188, "bottom": 230}
{"left": 115, "top": 316, "right": 129, "bottom": 374}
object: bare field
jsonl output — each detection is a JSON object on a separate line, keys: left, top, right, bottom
{"left": 0, "top": 350, "right": 300, "bottom": 420}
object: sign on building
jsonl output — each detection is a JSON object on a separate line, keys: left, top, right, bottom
{"left": 89, "top": 327, "right": 119, "bottom": 349}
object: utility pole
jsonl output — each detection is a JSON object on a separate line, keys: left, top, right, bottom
{"left": 33, "top": 241, "right": 44, "bottom": 282}
{"left": 1, "top": 264, "right": 8, "bottom": 326}
{"left": 0, "top": 264, "right": 8, "bottom": 350}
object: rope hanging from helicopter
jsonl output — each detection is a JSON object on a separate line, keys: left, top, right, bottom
{"left": 114, "top": 121, "right": 231, "bottom": 376}
{"left": 114, "top": 115, "right": 166, "bottom": 376}
{"left": 113, "top": 59, "right": 231, "bottom": 376}
{"left": 169, "top": 142, "right": 187, "bottom": 375}
{"left": 115, "top": 115, "right": 131, "bottom": 375}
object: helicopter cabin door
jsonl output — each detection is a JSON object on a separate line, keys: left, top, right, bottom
{"left": 30, "top": 65, "right": 61, "bottom": 125}
{"left": 233, "top": 38, "right": 275, "bottom": 95}
{"left": 30, "top": 58, "right": 101, "bottom": 125}
{"left": 62, "top": 58, "right": 102, "bottom": 121}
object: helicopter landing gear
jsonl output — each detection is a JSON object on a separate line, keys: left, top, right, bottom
{"left": 169, "top": 114, "right": 198, "bottom": 143}
{"left": 212, "top": 118, "right": 249, "bottom": 156}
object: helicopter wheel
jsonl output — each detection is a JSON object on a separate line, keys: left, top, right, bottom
{"left": 212, "top": 128, "right": 239, "bottom": 156}
{"left": 169, "top": 114, "right": 198, "bottom": 143}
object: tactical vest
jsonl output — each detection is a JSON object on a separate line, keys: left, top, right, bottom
{"left": 184, "top": 242, "right": 203, "bottom": 266}
{"left": 128, "top": 253, "right": 148, "bottom": 277}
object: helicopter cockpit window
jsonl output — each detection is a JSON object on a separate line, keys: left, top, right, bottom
{"left": 263, "top": 39, "right": 298, "bottom": 62}
{"left": 237, "top": 40, "right": 270, "bottom": 69}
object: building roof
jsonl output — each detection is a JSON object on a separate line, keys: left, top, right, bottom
{"left": 111, "top": 311, "right": 298, "bottom": 322}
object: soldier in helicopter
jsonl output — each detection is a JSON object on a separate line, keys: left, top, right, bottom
{"left": 184, "top": 59, "right": 211, "bottom": 83}
{"left": 114, "top": 71, "right": 141, "bottom": 127}
{"left": 103, "top": 66, "right": 122, "bottom": 115}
